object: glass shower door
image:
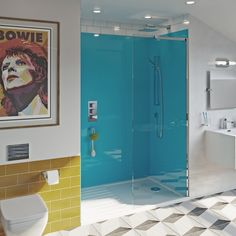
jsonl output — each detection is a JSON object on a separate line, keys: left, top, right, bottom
{"left": 132, "top": 32, "right": 188, "bottom": 205}
{"left": 81, "top": 33, "right": 135, "bottom": 224}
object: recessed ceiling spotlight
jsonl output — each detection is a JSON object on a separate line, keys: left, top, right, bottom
{"left": 183, "top": 19, "right": 190, "bottom": 25}
{"left": 144, "top": 15, "right": 152, "bottom": 19}
{"left": 94, "top": 33, "right": 100, "bottom": 37}
{"left": 93, "top": 7, "right": 101, "bottom": 13}
{"left": 186, "top": 1, "right": 195, "bottom": 5}
{"left": 114, "top": 26, "right": 121, "bottom": 31}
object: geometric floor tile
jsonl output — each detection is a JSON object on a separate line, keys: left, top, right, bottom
{"left": 194, "top": 196, "right": 226, "bottom": 209}
{"left": 163, "top": 213, "right": 185, "bottom": 223}
{"left": 51, "top": 188, "right": 236, "bottom": 236}
{"left": 134, "top": 221, "right": 178, "bottom": 236}
{"left": 189, "top": 229, "right": 219, "bottom": 236}
{"left": 210, "top": 204, "right": 236, "bottom": 221}
{"left": 210, "top": 202, "right": 228, "bottom": 211}
{"left": 183, "top": 226, "right": 207, "bottom": 236}
{"left": 163, "top": 215, "right": 206, "bottom": 236}
{"left": 210, "top": 222, "right": 236, "bottom": 236}
{"left": 187, "top": 209, "right": 229, "bottom": 229}
{"left": 216, "top": 191, "right": 236, "bottom": 204}
{"left": 188, "top": 207, "right": 208, "bottom": 216}
{"left": 134, "top": 220, "right": 159, "bottom": 230}
{"left": 92, "top": 218, "right": 132, "bottom": 236}
{"left": 121, "top": 211, "right": 159, "bottom": 228}
{"left": 222, "top": 222, "right": 236, "bottom": 236}
{"left": 105, "top": 228, "right": 137, "bottom": 236}
{"left": 210, "top": 219, "right": 231, "bottom": 230}
{"left": 66, "top": 225, "right": 99, "bottom": 236}
{"left": 148, "top": 206, "right": 185, "bottom": 222}
{"left": 231, "top": 199, "right": 236, "bottom": 205}
{"left": 174, "top": 201, "right": 204, "bottom": 215}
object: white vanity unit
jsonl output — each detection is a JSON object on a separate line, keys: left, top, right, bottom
{"left": 205, "top": 129, "right": 236, "bottom": 169}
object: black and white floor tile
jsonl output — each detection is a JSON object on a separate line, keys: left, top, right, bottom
{"left": 48, "top": 189, "right": 236, "bottom": 236}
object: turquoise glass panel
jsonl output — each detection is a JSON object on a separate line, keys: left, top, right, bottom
{"left": 81, "top": 30, "right": 188, "bottom": 195}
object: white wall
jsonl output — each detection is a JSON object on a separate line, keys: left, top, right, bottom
{"left": 189, "top": 16, "right": 236, "bottom": 171}
{"left": 0, "top": 0, "right": 80, "bottom": 164}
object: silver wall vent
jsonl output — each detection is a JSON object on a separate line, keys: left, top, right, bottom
{"left": 7, "top": 144, "right": 29, "bottom": 161}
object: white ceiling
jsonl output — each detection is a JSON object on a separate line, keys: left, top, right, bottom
{"left": 81, "top": 0, "right": 236, "bottom": 42}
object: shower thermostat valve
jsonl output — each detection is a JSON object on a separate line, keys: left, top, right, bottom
{"left": 88, "top": 101, "right": 98, "bottom": 122}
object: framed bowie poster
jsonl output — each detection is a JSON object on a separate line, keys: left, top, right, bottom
{"left": 0, "top": 17, "right": 59, "bottom": 129}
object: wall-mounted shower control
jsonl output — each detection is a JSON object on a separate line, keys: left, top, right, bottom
{"left": 88, "top": 101, "right": 98, "bottom": 122}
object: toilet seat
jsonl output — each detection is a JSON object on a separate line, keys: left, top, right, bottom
{"left": 0, "top": 194, "right": 48, "bottom": 226}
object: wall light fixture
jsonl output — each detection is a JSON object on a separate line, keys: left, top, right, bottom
{"left": 215, "top": 58, "right": 236, "bottom": 68}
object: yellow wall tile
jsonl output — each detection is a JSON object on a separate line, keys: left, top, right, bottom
{"left": 6, "top": 163, "right": 29, "bottom": 175}
{"left": 0, "top": 188, "right": 5, "bottom": 200}
{"left": 70, "top": 216, "right": 80, "bottom": 228}
{"left": 0, "top": 156, "right": 81, "bottom": 235}
{"left": 51, "top": 219, "right": 71, "bottom": 232}
{"left": 71, "top": 176, "right": 80, "bottom": 187}
{"left": 0, "top": 176, "right": 17, "bottom": 188}
{"left": 6, "top": 184, "right": 28, "bottom": 198}
{"left": 48, "top": 210, "right": 61, "bottom": 222}
{"left": 61, "top": 186, "right": 80, "bottom": 199}
{"left": 50, "top": 177, "right": 71, "bottom": 191}
{"left": 0, "top": 166, "right": 5, "bottom": 177}
{"left": 40, "top": 190, "right": 61, "bottom": 201}
{"left": 29, "top": 160, "right": 51, "bottom": 171}
{"left": 61, "top": 207, "right": 80, "bottom": 219}
{"left": 28, "top": 182, "right": 51, "bottom": 194}
{"left": 60, "top": 166, "right": 80, "bottom": 178}
{"left": 18, "top": 172, "right": 41, "bottom": 184}
{"left": 70, "top": 197, "right": 80, "bottom": 207}
{"left": 51, "top": 158, "right": 70, "bottom": 169}
{"left": 43, "top": 223, "right": 51, "bottom": 235}
{"left": 70, "top": 156, "right": 80, "bottom": 167}
{"left": 51, "top": 199, "right": 71, "bottom": 211}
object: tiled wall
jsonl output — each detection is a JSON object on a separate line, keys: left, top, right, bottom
{"left": 0, "top": 156, "right": 80, "bottom": 235}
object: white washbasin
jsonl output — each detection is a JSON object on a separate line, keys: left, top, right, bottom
{"left": 211, "top": 128, "right": 236, "bottom": 136}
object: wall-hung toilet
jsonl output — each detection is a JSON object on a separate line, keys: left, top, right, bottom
{"left": 0, "top": 194, "right": 48, "bottom": 236}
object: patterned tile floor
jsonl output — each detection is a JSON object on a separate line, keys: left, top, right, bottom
{"left": 47, "top": 189, "right": 236, "bottom": 236}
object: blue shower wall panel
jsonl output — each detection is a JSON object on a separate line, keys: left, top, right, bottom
{"left": 132, "top": 38, "right": 151, "bottom": 178}
{"left": 149, "top": 30, "right": 188, "bottom": 175}
{"left": 81, "top": 31, "right": 188, "bottom": 188}
{"left": 81, "top": 34, "right": 134, "bottom": 187}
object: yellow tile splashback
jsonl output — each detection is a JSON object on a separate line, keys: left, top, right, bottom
{"left": 0, "top": 156, "right": 80, "bottom": 235}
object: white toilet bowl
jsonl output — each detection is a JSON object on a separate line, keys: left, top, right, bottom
{"left": 0, "top": 194, "right": 48, "bottom": 236}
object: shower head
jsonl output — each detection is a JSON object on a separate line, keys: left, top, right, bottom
{"left": 138, "top": 23, "right": 171, "bottom": 33}
{"left": 138, "top": 24, "right": 158, "bottom": 32}
{"left": 148, "top": 56, "right": 160, "bottom": 68}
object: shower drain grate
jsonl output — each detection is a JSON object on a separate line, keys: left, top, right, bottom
{"left": 150, "top": 187, "right": 161, "bottom": 192}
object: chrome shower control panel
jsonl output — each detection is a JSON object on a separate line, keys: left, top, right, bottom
{"left": 88, "top": 101, "right": 98, "bottom": 122}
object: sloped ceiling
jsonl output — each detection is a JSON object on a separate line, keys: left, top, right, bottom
{"left": 81, "top": 0, "right": 236, "bottom": 43}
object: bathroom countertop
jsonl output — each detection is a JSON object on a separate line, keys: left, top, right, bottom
{"left": 207, "top": 128, "right": 236, "bottom": 137}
